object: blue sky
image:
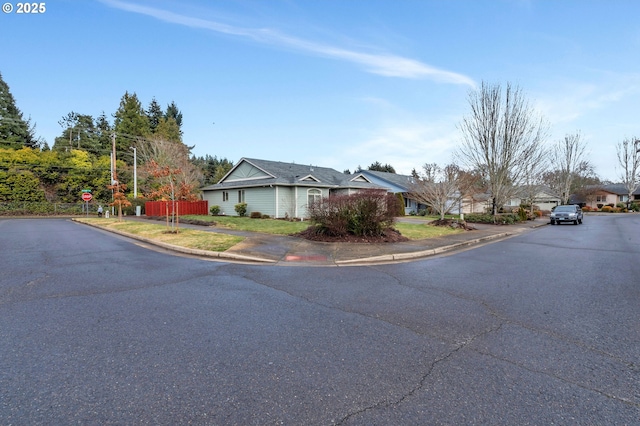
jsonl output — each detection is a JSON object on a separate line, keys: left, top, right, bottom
{"left": 2, "top": 0, "right": 639, "bottom": 181}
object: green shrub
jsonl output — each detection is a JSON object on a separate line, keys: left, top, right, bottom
{"left": 463, "top": 213, "right": 494, "bottom": 223}
{"left": 250, "top": 211, "right": 262, "bottom": 219}
{"left": 210, "top": 205, "right": 220, "bottom": 215}
{"left": 630, "top": 203, "right": 639, "bottom": 212}
{"left": 234, "top": 202, "right": 247, "bottom": 217}
{"left": 465, "top": 213, "right": 519, "bottom": 224}
{"left": 307, "top": 190, "right": 401, "bottom": 237}
{"left": 261, "top": 214, "right": 270, "bottom": 219}
{"left": 516, "top": 206, "right": 528, "bottom": 222}
{"left": 396, "top": 193, "right": 406, "bottom": 214}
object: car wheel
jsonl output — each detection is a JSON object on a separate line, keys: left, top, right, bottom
{"left": 550, "top": 220, "right": 555, "bottom": 225}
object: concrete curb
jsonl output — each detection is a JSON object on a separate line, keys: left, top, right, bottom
{"left": 73, "top": 218, "right": 531, "bottom": 266}
{"left": 335, "top": 232, "right": 512, "bottom": 265}
{"left": 72, "top": 219, "right": 276, "bottom": 264}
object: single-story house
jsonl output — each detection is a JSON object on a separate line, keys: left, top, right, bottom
{"left": 460, "top": 186, "right": 561, "bottom": 214}
{"left": 201, "top": 158, "right": 381, "bottom": 218}
{"left": 571, "top": 183, "right": 640, "bottom": 208}
{"left": 504, "top": 186, "right": 562, "bottom": 212}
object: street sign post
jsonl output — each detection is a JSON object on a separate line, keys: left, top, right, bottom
{"left": 81, "top": 192, "right": 92, "bottom": 217}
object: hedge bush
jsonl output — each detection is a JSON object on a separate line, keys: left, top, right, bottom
{"left": 307, "top": 190, "right": 402, "bottom": 237}
{"left": 234, "top": 202, "right": 247, "bottom": 217}
{"left": 210, "top": 205, "right": 220, "bottom": 215}
{"left": 464, "top": 213, "right": 519, "bottom": 224}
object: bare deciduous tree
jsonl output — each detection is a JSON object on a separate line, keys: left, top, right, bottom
{"left": 519, "top": 143, "right": 549, "bottom": 214}
{"left": 549, "top": 132, "right": 588, "bottom": 204}
{"left": 409, "top": 163, "right": 476, "bottom": 220}
{"left": 457, "top": 82, "right": 548, "bottom": 215}
{"left": 137, "top": 136, "right": 203, "bottom": 201}
{"left": 616, "top": 137, "right": 640, "bottom": 209}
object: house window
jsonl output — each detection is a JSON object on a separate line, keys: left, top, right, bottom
{"left": 619, "top": 195, "right": 628, "bottom": 202}
{"left": 307, "top": 188, "right": 321, "bottom": 205}
{"left": 405, "top": 196, "right": 410, "bottom": 208}
{"left": 596, "top": 195, "right": 607, "bottom": 203}
{"left": 238, "top": 190, "right": 245, "bottom": 203}
{"left": 222, "top": 191, "right": 229, "bottom": 202}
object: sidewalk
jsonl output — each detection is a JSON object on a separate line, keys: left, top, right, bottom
{"left": 115, "top": 217, "right": 547, "bottom": 266}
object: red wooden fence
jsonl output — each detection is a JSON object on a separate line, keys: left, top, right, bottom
{"left": 145, "top": 200, "right": 209, "bottom": 216}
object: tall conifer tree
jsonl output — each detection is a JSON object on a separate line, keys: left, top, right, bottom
{"left": 0, "top": 72, "right": 38, "bottom": 149}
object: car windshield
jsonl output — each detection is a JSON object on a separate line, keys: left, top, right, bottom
{"left": 555, "top": 206, "right": 576, "bottom": 212}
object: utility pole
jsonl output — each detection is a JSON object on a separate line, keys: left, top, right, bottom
{"left": 111, "top": 132, "right": 117, "bottom": 216}
{"left": 130, "top": 146, "right": 137, "bottom": 198}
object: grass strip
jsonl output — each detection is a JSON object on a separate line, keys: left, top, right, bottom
{"left": 76, "top": 218, "right": 243, "bottom": 252}
{"left": 394, "top": 222, "right": 463, "bottom": 240}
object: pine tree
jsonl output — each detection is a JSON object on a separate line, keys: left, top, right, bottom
{"left": 0, "top": 72, "right": 37, "bottom": 149}
{"left": 53, "top": 112, "right": 102, "bottom": 156}
{"left": 113, "top": 91, "right": 150, "bottom": 164}
{"left": 165, "top": 101, "right": 183, "bottom": 134}
{"left": 147, "top": 98, "right": 163, "bottom": 133}
{"left": 95, "top": 112, "right": 112, "bottom": 154}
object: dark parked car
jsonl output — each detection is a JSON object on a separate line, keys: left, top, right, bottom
{"left": 550, "top": 205, "right": 583, "bottom": 225}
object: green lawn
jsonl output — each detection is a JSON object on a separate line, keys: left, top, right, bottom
{"left": 184, "top": 215, "right": 462, "bottom": 240}
{"left": 76, "top": 218, "right": 243, "bottom": 251}
{"left": 394, "top": 222, "right": 463, "bottom": 240}
{"left": 182, "top": 215, "right": 310, "bottom": 235}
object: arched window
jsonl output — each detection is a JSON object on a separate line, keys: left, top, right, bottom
{"left": 307, "top": 188, "right": 322, "bottom": 205}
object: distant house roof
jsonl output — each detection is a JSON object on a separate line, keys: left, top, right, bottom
{"left": 201, "top": 158, "right": 381, "bottom": 191}
{"left": 357, "top": 170, "right": 415, "bottom": 193}
{"left": 596, "top": 183, "right": 640, "bottom": 195}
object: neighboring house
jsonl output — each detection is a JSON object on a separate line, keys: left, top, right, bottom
{"left": 572, "top": 184, "right": 640, "bottom": 208}
{"left": 460, "top": 187, "right": 561, "bottom": 214}
{"left": 504, "top": 186, "right": 562, "bottom": 212}
{"left": 460, "top": 193, "right": 491, "bottom": 214}
{"left": 357, "top": 170, "right": 422, "bottom": 214}
{"left": 201, "top": 158, "right": 381, "bottom": 218}
{"left": 358, "top": 169, "right": 495, "bottom": 215}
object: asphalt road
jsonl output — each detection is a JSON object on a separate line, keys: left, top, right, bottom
{"left": 1, "top": 216, "right": 638, "bottom": 424}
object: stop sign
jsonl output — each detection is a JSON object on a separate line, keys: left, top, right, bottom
{"left": 82, "top": 192, "right": 92, "bottom": 202}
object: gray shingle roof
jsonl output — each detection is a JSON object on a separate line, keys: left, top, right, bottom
{"left": 358, "top": 170, "right": 415, "bottom": 191}
{"left": 201, "top": 158, "right": 381, "bottom": 190}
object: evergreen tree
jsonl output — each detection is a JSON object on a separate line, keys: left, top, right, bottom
{"left": 0, "top": 72, "right": 37, "bottom": 149}
{"left": 165, "top": 101, "right": 183, "bottom": 133}
{"left": 53, "top": 112, "right": 103, "bottom": 156}
{"left": 113, "top": 91, "right": 150, "bottom": 164}
{"left": 147, "top": 98, "right": 163, "bottom": 133}
{"left": 154, "top": 117, "right": 181, "bottom": 143}
{"left": 55, "top": 111, "right": 79, "bottom": 151}
{"left": 368, "top": 161, "right": 396, "bottom": 173}
{"left": 192, "top": 154, "right": 233, "bottom": 185}
{"left": 95, "top": 112, "right": 112, "bottom": 155}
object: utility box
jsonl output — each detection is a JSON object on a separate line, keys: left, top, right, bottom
{"left": 136, "top": 206, "right": 141, "bottom": 216}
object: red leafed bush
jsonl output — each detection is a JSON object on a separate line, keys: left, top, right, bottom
{"left": 307, "top": 190, "right": 402, "bottom": 237}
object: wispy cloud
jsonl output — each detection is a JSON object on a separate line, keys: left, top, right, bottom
{"left": 101, "top": 0, "right": 475, "bottom": 86}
